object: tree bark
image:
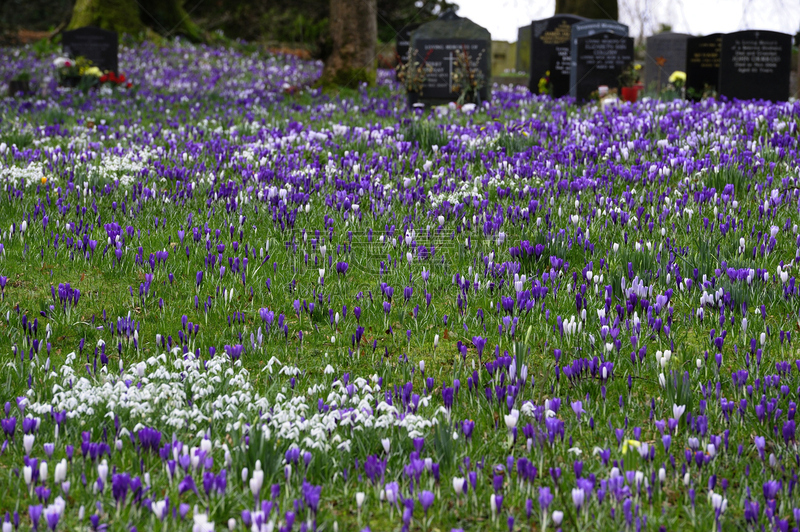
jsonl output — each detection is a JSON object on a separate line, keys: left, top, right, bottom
{"left": 323, "top": 0, "right": 377, "bottom": 87}
{"left": 555, "top": 0, "right": 618, "bottom": 21}
{"left": 68, "top": 0, "right": 202, "bottom": 41}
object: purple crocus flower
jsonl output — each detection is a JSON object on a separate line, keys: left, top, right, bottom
{"left": 29, "top": 505, "right": 43, "bottom": 531}
{"left": 539, "top": 486, "right": 553, "bottom": 510}
{"left": 419, "top": 490, "right": 435, "bottom": 514}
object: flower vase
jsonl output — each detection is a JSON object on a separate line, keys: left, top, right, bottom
{"left": 621, "top": 86, "right": 638, "bottom": 103}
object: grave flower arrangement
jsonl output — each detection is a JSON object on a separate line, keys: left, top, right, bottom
{"left": 53, "top": 56, "right": 102, "bottom": 90}
{"left": 397, "top": 48, "right": 432, "bottom": 95}
{"left": 451, "top": 46, "right": 485, "bottom": 105}
{"left": 668, "top": 70, "right": 686, "bottom": 90}
{"left": 618, "top": 62, "right": 641, "bottom": 88}
{"left": 537, "top": 70, "right": 551, "bottom": 95}
{"left": 98, "top": 71, "right": 132, "bottom": 89}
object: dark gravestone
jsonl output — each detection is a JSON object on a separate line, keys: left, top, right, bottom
{"left": 395, "top": 23, "right": 421, "bottom": 79}
{"left": 62, "top": 26, "right": 119, "bottom": 74}
{"left": 528, "top": 15, "right": 585, "bottom": 97}
{"left": 719, "top": 30, "right": 792, "bottom": 102}
{"left": 645, "top": 32, "right": 690, "bottom": 92}
{"left": 411, "top": 11, "right": 491, "bottom": 104}
{"left": 516, "top": 25, "right": 531, "bottom": 73}
{"left": 573, "top": 32, "right": 634, "bottom": 102}
{"left": 685, "top": 34, "right": 721, "bottom": 101}
{"left": 569, "top": 20, "right": 628, "bottom": 98}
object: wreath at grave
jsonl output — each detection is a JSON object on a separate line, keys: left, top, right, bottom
{"left": 53, "top": 56, "right": 132, "bottom": 92}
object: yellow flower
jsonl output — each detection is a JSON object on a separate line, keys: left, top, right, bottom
{"left": 634, "top": 64, "right": 642, "bottom": 71}
{"left": 40, "top": 176, "right": 47, "bottom": 185}
{"left": 84, "top": 66, "right": 102, "bottom": 77}
{"left": 621, "top": 439, "right": 641, "bottom": 454}
{"left": 669, "top": 71, "right": 686, "bottom": 83}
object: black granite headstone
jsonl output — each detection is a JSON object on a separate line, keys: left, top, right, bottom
{"left": 718, "top": 30, "right": 792, "bottom": 102}
{"left": 569, "top": 20, "right": 628, "bottom": 98}
{"left": 62, "top": 26, "right": 119, "bottom": 74}
{"left": 396, "top": 23, "right": 421, "bottom": 79}
{"left": 410, "top": 11, "right": 491, "bottom": 104}
{"left": 645, "top": 32, "right": 690, "bottom": 92}
{"left": 573, "top": 32, "right": 634, "bottom": 102}
{"left": 412, "top": 40, "right": 490, "bottom": 102}
{"left": 527, "top": 15, "right": 585, "bottom": 97}
{"left": 516, "top": 25, "right": 531, "bottom": 73}
{"left": 685, "top": 34, "right": 721, "bottom": 101}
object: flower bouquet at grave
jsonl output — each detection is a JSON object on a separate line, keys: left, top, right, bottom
{"left": 451, "top": 46, "right": 485, "bottom": 105}
{"left": 658, "top": 70, "right": 686, "bottom": 101}
{"left": 53, "top": 56, "right": 102, "bottom": 91}
{"left": 686, "top": 82, "right": 717, "bottom": 101}
{"left": 98, "top": 71, "right": 133, "bottom": 90}
{"left": 618, "top": 62, "right": 641, "bottom": 88}
{"left": 538, "top": 70, "right": 552, "bottom": 95}
{"left": 397, "top": 48, "right": 433, "bottom": 97}
{"left": 618, "top": 62, "right": 642, "bottom": 103}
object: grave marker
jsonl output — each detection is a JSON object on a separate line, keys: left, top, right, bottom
{"left": 62, "top": 26, "right": 119, "bottom": 74}
{"left": 685, "top": 34, "right": 722, "bottom": 100}
{"left": 573, "top": 32, "right": 634, "bottom": 103}
{"left": 569, "top": 20, "right": 628, "bottom": 99}
{"left": 527, "top": 15, "right": 585, "bottom": 97}
{"left": 645, "top": 32, "right": 690, "bottom": 92}
{"left": 718, "top": 30, "right": 791, "bottom": 102}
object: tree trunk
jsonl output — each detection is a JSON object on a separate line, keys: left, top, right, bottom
{"left": 555, "top": 0, "right": 618, "bottom": 21}
{"left": 323, "top": 0, "right": 377, "bottom": 87}
{"left": 68, "top": 0, "right": 202, "bottom": 41}
{"left": 69, "top": 0, "right": 143, "bottom": 35}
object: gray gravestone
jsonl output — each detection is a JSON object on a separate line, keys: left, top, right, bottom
{"left": 685, "top": 34, "right": 722, "bottom": 100}
{"left": 62, "top": 26, "right": 119, "bottom": 74}
{"left": 516, "top": 25, "right": 531, "bottom": 73}
{"left": 573, "top": 32, "right": 634, "bottom": 102}
{"left": 411, "top": 10, "right": 491, "bottom": 104}
{"left": 528, "top": 15, "right": 586, "bottom": 97}
{"left": 645, "top": 32, "right": 690, "bottom": 92}
{"left": 718, "top": 30, "right": 792, "bottom": 102}
{"left": 569, "top": 20, "right": 628, "bottom": 99}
